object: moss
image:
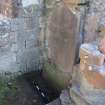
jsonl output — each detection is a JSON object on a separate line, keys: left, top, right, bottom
{"left": 0, "top": 80, "right": 18, "bottom": 105}
{"left": 0, "top": 81, "right": 9, "bottom": 105}
{"left": 43, "top": 62, "right": 71, "bottom": 90}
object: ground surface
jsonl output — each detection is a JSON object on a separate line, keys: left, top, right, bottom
{"left": 47, "top": 98, "right": 61, "bottom": 105}
{"left": 3, "top": 76, "right": 44, "bottom": 105}
{"left": 0, "top": 71, "right": 60, "bottom": 105}
{"left": 0, "top": 77, "right": 43, "bottom": 105}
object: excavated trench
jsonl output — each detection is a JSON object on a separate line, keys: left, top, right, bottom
{"left": 22, "top": 71, "right": 61, "bottom": 105}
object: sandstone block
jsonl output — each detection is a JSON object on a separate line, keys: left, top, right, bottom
{"left": 80, "top": 63, "right": 105, "bottom": 89}
{"left": 70, "top": 86, "right": 90, "bottom": 105}
{"left": 84, "top": 14, "right": 99, "bottom": 43}
{"left": 99, "top": 36, "right": 105, "bottom": 55}
{"left": 79, "top": 43, "right": 105, "bottom": 66}
{"left": 70, "top": 84, "right": 105, "bottom": 105}
{"left": 47, "top": 2, "right": 78, "bottom": 73}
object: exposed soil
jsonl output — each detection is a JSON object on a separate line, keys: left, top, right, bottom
{"left": 4, "top": 76, "right": 44, "bottom": 105}
{"left": 3, "top": 71, "right": 60, "bottom": 105}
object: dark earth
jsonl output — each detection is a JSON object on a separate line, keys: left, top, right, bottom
{"left": 2, "top": 71, "right": 60, "bottom": 105}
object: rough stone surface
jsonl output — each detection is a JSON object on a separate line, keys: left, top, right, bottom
{"left": 79, "top": 43, "right": 105, "bottom": 89}
{"left": 70, "top": 65, "right": 105, "bottom": 105}
{"left": 46, "top": 98, "right": 61, "bottom": 105}
{"left": 47, "top": 2, "right": 78, "bottom": 73}
{"left": 0, "top": 0, "right": 21, "bottom": 18}
{"left": 63, "top": 0, "right": 85, "bottom": 12}
{"left": 60, "top": 89, "right": 72, "bottom": 105}
{"left": 99, "top": 37, "right": 105, "bottom": 54}
{"left": 81, "top": 64, "right": 105, "bottom": 89}
{"left": 70, "top": 81, "right": 105, "bottom": 105}
{"left": 84, "top": 0, "right": 105, "bottom": 42}
{"left": 63, "top": 0, "right": 81, "bottom": 4}
{"left": 0, "top": 5, "right": 42, "bottom": 77}
{"left": 79, "top": 43, "right": 105, "bottom": 66}
{"left": 70, "top": 43, "right": 105, "bottom": 105}
{"left": 70, "top": 86, "right": 90, "bottom": 105}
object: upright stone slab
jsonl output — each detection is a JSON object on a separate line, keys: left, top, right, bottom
{"left": 63, "top": 0, "right": 81, "bottom": 11}
{"left": 47, "top": 2, "right": 78, "bottom": 73}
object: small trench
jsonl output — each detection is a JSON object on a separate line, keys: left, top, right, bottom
{"left": 22, "top": 71, "right": 61, "bottom": 105}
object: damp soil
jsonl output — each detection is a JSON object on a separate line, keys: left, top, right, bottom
{"left": 3, "top": 71, "right": 60, "bottom": 105}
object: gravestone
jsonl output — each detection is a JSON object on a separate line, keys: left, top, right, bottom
{"left": 47, "top": 2, "right": 78, "bottom": 73}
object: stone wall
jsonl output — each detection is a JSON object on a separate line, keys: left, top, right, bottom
{"left": 0, "top": 0, "right": 21, "bottom": 18}
{"left": 0, "top": 4, "right": 42, "bottom": 79}
{"left": 17, "top": 9, "right": 43, "bottom": 73}
{"left": 84, "top": 0, "right": 105, "bottom": 42}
